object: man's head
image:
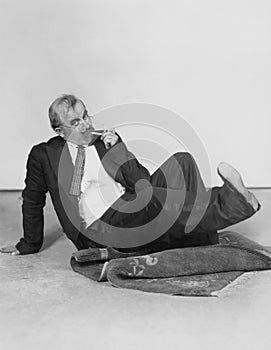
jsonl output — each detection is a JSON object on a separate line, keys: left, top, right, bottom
{"left": 48, "top": 94, "right": 95, "bottom": 145}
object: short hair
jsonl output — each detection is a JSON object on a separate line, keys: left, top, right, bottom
{"left": 48, "top": 94, "right": 79, "bottom": 130}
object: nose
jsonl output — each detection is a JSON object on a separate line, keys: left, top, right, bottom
{"left": 79, "top": 119, "right": 92, "bottom": 133}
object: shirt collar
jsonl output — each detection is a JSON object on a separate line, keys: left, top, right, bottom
{"left": 67, "top": 141, "right": 92, "bottom": 149}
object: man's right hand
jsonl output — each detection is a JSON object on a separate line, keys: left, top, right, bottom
{"left": 0, "top": 244, "right": 20, "bottom": 256}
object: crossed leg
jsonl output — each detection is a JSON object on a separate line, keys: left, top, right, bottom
{"left": 149, "top": 152, "right": 259, "bottom": 249}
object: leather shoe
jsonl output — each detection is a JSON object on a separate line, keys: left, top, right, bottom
{"left": 217, "top": 162, "right": 259, "bottom": 211}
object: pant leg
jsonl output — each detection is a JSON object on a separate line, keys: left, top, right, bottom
{"left": 149, "top": 152, "right": 218, "bottom": 248}
{"left": 150, "top": 152, "right": 206, "bottom": 194}
{"left": 150, "top": 152, "right": 258, "bottom": 248}
{"left": 150, "top": 151, "right": 208, "bottom": 225}
{"left": 190, "top": 184, "right": 256, "bottom": 233}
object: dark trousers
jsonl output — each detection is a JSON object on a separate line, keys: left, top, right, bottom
{"left": 78, "top": 152, "right": 256, "bottom": 251}
{"left": 147, "top": 152, "right": 256, "bottom": 250}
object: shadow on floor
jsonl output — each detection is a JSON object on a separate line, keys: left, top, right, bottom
{"left": 41, "top": 228, "right": 64, "bottom": 251}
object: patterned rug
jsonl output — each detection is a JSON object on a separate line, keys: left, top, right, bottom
{"left": 70, "top": 231, "right": 271, "bottom": 296}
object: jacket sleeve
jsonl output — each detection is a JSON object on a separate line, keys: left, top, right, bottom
{"left": 16, "top": 145, "right": 48, "bottom": 254}
{"left": 104, "top": 138, "right": 151, "bottom": 193}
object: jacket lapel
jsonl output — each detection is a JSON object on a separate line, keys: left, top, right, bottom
{"left": 46, "top": 136, "right": 73, "bottom": 188}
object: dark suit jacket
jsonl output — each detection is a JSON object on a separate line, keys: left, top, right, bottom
{"left": 16, "top": 134, "right": 151, "bottom": 254}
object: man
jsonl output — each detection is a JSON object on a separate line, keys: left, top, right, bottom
{"left": 0, "top": 94, "right": 260, "bottom": 256}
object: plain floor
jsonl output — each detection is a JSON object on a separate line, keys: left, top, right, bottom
{"left": 0, "top": 189, "right": 271, "bottom": 350}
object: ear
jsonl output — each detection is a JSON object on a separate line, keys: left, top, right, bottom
{"left": 55, "top": 127, "right": 64, "bottom": 138}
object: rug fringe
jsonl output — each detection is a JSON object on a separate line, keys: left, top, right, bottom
{"left": 98, "top": 261, "right": 109, "bottom": 282}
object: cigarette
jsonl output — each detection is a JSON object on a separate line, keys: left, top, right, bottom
{"left": 91, "top": 131, "right": 104, "bottom": 135}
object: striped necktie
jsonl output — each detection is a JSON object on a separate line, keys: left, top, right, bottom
{"left": 69, "top": 145, "right": 86, "bottom": 196}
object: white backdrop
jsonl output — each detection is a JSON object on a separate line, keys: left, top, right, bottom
{"left": 0, "top": 0, "right": 270, "bottom": 188}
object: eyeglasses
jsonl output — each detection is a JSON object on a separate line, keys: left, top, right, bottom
{"left": 60, "top": 114, "right": 94, "bottom": 131}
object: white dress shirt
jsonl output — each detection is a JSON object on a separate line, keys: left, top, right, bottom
{"left": 67, "top": 142, "right": 125, "bottom": 227}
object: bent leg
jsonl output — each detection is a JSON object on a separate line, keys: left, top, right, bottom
{"left": 151, "top": 152, "right": 206, "bottom": 194}
{"left": 149, "top": 152, "right": 219, "bottom": 247}
{"left": 191, "top": 183, "right": 258, "bottom": 234}
{"left": 151, "top": 155, "right": 260, "bottom": 248}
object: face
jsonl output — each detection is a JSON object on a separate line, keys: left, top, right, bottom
{"left": 56, "top": 100, "right": 95, "bottom": 145}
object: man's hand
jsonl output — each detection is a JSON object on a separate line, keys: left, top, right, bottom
{"left": 101, "top": 129, "right": 118, "bottom": 149}
{"left": 0, "top": 244, "right": 20, "bottom": 256}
